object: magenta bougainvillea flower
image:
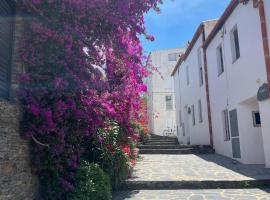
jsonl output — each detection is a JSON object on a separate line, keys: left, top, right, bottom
{"left": 17, "top": 0, "right": 159, "bottom": 198}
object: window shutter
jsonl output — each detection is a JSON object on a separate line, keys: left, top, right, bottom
{"left": 0, "top": 0, "right": 15, "bottom": 99}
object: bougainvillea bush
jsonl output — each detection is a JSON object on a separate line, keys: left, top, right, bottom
{"left": 17, "top": 0, "right": 160, "bottom": 199}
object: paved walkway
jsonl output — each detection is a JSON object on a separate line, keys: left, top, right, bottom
{"left": 129, "top": 154, "right": 270, "bottom": 182}
{"left": 114, "top": 136, "right": 270, "bottom": 200}
{"left": 114, "top": 189, "right": 270, "bottom": 200}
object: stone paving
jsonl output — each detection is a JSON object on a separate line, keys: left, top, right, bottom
{"left": 115, "top": 136, "right": 270, "bottom": 199}
{"left": 113, "top": 189, "right": 270, "bottom": 200}
{"left": 129, "top": 154, "right": 270, "bottom": 182}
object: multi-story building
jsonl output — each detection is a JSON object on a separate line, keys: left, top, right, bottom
{"left": 171, "top": 20, "right": 217, "bottom": 145}
{"left": 204, "top": 0, "right": 270, "bottom": 167}
{"left": 146, "top": 48, "right": 185, "bottom": 136}
{"left": 172, "top": 0, "right": 270, "bottom": 168}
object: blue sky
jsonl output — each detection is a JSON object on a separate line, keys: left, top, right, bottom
{"left": 141, "top": 0, "right": 230, "bottom": 53}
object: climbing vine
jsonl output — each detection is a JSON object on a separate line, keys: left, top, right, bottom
{"left": 17, "top": 0, "right": 160, "bottom": 199}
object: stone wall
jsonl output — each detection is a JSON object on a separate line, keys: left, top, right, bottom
{"left": 0, "top": 101, "right": 38, "bottom": 200}
{"left": 0, "top": 16, "right": 38, "bottom": 200}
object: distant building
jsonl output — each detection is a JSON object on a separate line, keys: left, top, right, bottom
{"left": 171, "top": 20, "right": 217, "bottom": 145}
{"left": 146, "top": 48, "right": 185, "bottom": 136}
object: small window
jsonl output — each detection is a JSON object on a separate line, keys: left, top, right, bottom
{"left": 230, "top": 25, "right": 240, "bottom": 62}
{"left": 186, "top": 65, "right": 190, "bottom": 85}
{"left": 198, "top": 100, "right": 203, "bottom": 123}
{"left": 165, "top": 95, "right": 173, "bottom": 110}
{"left": 198, "top": 48, "right": 204, "bottom": 86}
{"left": 182, "top": 123, "right": 185, "bottom": 136}
{"left": 222, "top": 109, "right": 230, "bottom": 141}
{"left": 179, "top": 110, "right": 182, "bottom": 126}
{"left": 216, "top": 44, "right": 224, "bottom": 76}
{"left": 252, "top": 111, "right": 261, "bottom": 127}
{"left": 191, "top": 105, "right": 195, "bottom": 126}
{"left": 168, "top": 53, "right": 177, "bottom": 61}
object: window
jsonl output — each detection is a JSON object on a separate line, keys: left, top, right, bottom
{"left": 252, "top": 111, "right": 261, "bottom": 127}
{"left": 230, "top": 25, "right": 240, "bottom": 62}
{"left": 179, "top": 110, "right": 182, "bottom": 126}
{"left": 168, "top": 53, "right": 177, "bottom": 61}
{"left": 198, "top": 48, "right": 203, "bottom": 86}
{"left": 165, "top": 95, "right": 173, "bottom": 110}
{"left": 222, "top": 109, "right": 230, "bottom": 141}
{"left": 216, "top": 44, "right": 224, "bottom": 76}
{"left": 182, "top": 123, "right": 185, "bottom": 136}
{"left": 186, "top": 65, "right": 190, "bottom": 85}
{"left": 0, "top": 0, "right": 15, "bottom": 99}
{"left": 198, "top": 100, "right": 203, "bottom": 123}
{"left": 191, "top": 105, "right": 195, "bottom": 126}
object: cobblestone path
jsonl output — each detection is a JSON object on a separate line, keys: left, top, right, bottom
{"left": 113, "top": 189, "right": 270, "bottom": 200}
{"left": 129, "top": 154, "right": 270, "bottom": 182}
{"left": 113, "top": 135, "right": 270, "bottom": 200}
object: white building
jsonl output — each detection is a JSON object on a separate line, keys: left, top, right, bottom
{"left": 171, "top": 21, "right": 217, "bottom": 145}
{"left": 146, "top": 48, "right": 185, "bottom": 136}
{"left": 203, "top": 0, "right": 270, "bottom": 167}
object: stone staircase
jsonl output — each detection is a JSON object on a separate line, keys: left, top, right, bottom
{"left": 139, "top": 134, "right": 214, "bottom": 155}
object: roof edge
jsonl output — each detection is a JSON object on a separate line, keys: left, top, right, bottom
{"left": 171, "top": 23, "right": 205, "bottom": 76}
{"left": 203, "top": 0, "right": 240, "bottom": 49}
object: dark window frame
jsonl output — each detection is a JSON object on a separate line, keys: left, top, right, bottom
{"left": 252, "top": 111, "right": 261, "bottom": 127}
{"left": 198, "top": 48, "right": 204, "bottom": 86}
{"left": 222, "top": 109, "right": 231, "bottom": 141}
{"left": 191, "top": 104, "right": 195, "bottom": 126}
{"left": 198, "top": 100, "right": 203, "bottom": 123}
{"left": 168, "top": 53, "right": 177, "bottom": 61}
{"left": 230, "top": 25, "right": 241, "bottom": 63}
{"left": 165, "top": 95, "right": 173, "bottom": 111}
{"left": 0, "top": 0, "right": 16, "bottom": 100}
{"left": 216, "top": 44, "right": 225, "bottom": 76}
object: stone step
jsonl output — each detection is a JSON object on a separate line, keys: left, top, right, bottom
{"left": 150, "top": 134, "right": 177, "bottom": 139}
{"left": 146, "top": 141, "right": 178, "bottom": 145}
{"left": 148, "top": 138, "right": 178, "bottom": 142}
{"left": 139, "top": 145, "right": 184, "bottom": 149}
{"left": 123, "top": 180, "right": 270, "bottom": 190}
{"left": 139, "top": 148, "right": 214, "bottom": 154}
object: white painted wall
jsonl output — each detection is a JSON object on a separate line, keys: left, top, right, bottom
{"left": 206, "top": 1, "right": 268, "bottom": 165}
{"left": 147, "top": 48, "right": 184, "bottom": 136}
{"left": 174, "top": 33, "right": 210, "bottom": 145}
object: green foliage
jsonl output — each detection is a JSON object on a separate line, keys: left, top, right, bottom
{"left": 70, "top": 162, "right": 112, "bottom": 200}
{"left": 97, "top": 123, "right": 131, "bottom": 189}
{"left": 135, "top": 123, "right": 150, "bottom": 144}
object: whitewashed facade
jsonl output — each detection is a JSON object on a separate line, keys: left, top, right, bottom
{"left": 146, "top": 48, "right": 185, "bottom": 136}
{"left": 204, "top": 0, "right": 270, "bottom": 167}
{"left": 172, "top": 21, "right": 217, "bottom": 145}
